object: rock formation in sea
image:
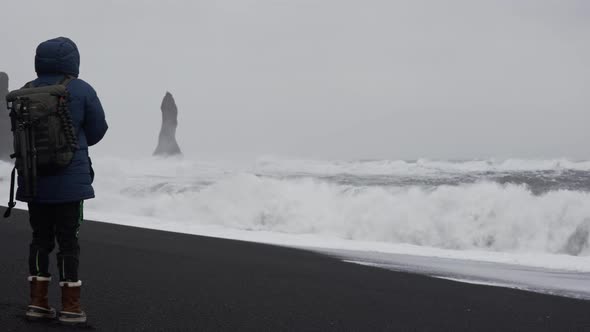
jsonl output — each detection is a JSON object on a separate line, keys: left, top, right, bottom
{"left": 153, "top": 91, "right": 182, "bottom": 156}
{"left": 0, "top": 72, "right": 11, "bottom": 161}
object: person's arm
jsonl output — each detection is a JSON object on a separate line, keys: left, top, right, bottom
{"left": 84, "top": 85, "right": 108, "bottom": 146}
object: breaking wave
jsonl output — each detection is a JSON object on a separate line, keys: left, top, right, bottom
{"left": 87, "top": 157, "right": 590, "bottom": 256}
{"left": 2, "top": 157, "right": 589, "bottom": 256}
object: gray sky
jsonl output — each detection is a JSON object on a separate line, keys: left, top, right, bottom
{"left": 1, "top": 0, "right": 589, "bottom": 160}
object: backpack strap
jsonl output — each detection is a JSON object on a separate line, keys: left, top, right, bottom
{"left": 3, "top": 166, "right": 17, "bottom": 218}
{"left": 22, "top": 76, "right": 74, "bottom": 89}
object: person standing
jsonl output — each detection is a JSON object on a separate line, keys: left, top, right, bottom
{"left": 19, "top": 37, "right": 108, "bottom": 324}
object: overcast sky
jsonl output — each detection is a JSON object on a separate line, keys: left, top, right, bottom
{"left": 1, "top": 0, "right": 589, "bottom": 161}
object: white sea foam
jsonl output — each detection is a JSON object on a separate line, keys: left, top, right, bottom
{"left": 2, "top": 157, "right": 590, "bottom": 272}
{"left": 89, "top": 157, "right": 590, "bottom": 257}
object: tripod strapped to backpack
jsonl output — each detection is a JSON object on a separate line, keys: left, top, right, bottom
{"left": 4, "top": 76, "right": 79, "bottom": 218}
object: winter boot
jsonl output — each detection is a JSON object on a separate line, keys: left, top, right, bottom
{"left": 58, "top": 281, "right": 87, "bottom": 324}
{"left": 26, "top": 276, "right": 57, "bottom": 320}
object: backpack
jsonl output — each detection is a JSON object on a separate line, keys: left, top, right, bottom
{"left": 3, "top": 76, "right": 79, "bottom": 217}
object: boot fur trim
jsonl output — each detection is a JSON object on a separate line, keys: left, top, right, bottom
{"left": 28, "top": 276, "right": 51, "bottom": 282}
{"left": 59, "top": 280, "right": 82, "bottom": 287}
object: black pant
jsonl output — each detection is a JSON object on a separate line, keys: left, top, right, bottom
{"left": 28, "top": 201, "right": 83, "bottom": 282}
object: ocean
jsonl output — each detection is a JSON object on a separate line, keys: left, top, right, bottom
{"left": 2, "top": 156, "right": 589, "bottom": 275}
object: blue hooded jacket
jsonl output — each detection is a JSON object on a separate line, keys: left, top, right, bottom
{"left": 16, "top": 37, "right": 108, "bottom": 203}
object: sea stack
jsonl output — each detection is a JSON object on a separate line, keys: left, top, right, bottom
{"left": 153, "top": 91, "right": 182, "bottom": 156}
{"left": 0, "top": 72, "right": 11, "bottom": 161}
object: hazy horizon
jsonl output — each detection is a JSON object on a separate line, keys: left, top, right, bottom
{"left": 1, "top": 0, "right": 589, "bottom": 161}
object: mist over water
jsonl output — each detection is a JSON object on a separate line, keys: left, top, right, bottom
{"left": 2, "top": 0, "right": 589, "bottom": 160}
{"left": 4, "top": 157, "right": 586, "bottom": 258}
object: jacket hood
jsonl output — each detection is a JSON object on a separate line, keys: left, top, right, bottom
{"left": 35, "top": 37, "right": 80, "bottom": 77}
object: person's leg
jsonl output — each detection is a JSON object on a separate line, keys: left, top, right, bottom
{"left": 26, "top": 203, "right": 57, "bottom": 320}
{"left": 55, "top": 201, "right": 82, "bottom": 282}
{"left": 54, "top": 201, "right": 86, "bottom": 324}
{"left": 28, "top": 203, "right": 56, "bottom": 278}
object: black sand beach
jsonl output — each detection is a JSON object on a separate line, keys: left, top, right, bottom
{"left": 1, "top": 208, "right": 589, "bottom": 331}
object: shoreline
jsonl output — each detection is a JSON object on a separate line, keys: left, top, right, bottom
{"left": 1, "top": 208, "right": 589, "bottom": 331}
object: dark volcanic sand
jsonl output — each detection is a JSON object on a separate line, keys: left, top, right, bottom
{"left": 1, "top": 208, "right": 589, "bottom": 331}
